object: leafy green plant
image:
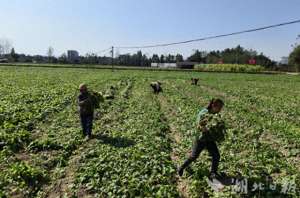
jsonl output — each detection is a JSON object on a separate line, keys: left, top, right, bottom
{"left": 0, "top": 67, "right": 299, "bottom": 197}
{"left": 195, "top": 64, "right": 264, "bottom": 73}
{"left": 10, "top": 162, "right": 47, "bottom": 187}
{"left": 27, "top": 139, "right": 63, "bottom": 152}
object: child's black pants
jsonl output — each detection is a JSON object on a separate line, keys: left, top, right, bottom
{"left": 180, "top": 138, "right": 220, "bottom": 173}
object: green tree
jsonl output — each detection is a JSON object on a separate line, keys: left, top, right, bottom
{"left": 289, "top": 45, "right": 300, "bottom": 72}
{"left": 137, "top": 51, "right": 143, "bottom": 66}
{"left": 118, "top": 54, "right": 131, "bottom": 66}
{"left": 188, "top": 50, "right": 206, "bottom": 63}
{"left": 175, "top": 54, "right": 183, "bottom": 62}
{"left": 142, "top": 54, "right": 149, "bottom": 66}
{"left": 165, "top": 54, "right": 175, "bottom": 63}
{"left": 58, "top": 53, "right": 68, "bottom": 64}
{"left": 85, "top": 53, "right": 98, "bottom": 64}
{"left": 10, "top": 48, "right": 18, "bottom": 62}
{"left": 206, "top": 51, "right": 220, "bottom": 63}
{"left": 152, "top": 54, "right": 160, "bottom": 63}
{"left": 160, "top": 55, "right": 165, "bottom": 63}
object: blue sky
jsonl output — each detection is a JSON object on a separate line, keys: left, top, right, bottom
{"left": 0, "top": 0, "right": 299, "bottom": 61}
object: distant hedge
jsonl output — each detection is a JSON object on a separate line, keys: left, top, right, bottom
{"left": 195, "top": 64, "right": 264, "bottom": 73}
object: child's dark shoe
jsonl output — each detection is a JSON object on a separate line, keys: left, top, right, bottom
{"left": 178, "top": 167, "right": 184, "bottom": 177}
{"left": 209, "top": 172, "right": 221, "bottom": 180}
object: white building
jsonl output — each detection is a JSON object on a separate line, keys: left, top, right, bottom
{"left": 67, "top": 50, "right": 79, "bottom": 63}
{"left": 151, "top": 63, "right": 177, "bottom": 68}
{"left": 280, "top": 57, "right": 289, "bottom": 65}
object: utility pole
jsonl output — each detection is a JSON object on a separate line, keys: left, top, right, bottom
{"left": 111, "top": 46, "right": 114, "bottom": 72}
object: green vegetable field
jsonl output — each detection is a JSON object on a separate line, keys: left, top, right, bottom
{"left": 0, "top": 66, "right": 300, "bottom": 197}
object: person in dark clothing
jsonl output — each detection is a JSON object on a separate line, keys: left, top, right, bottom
{"left": 191, "top": 78, "right": 199, "bottom": 85}
{"left": 150, "top": 81, "right": 163, "bottom": 94}
{"left": 178, "top": 98, "right": 225, "bottom": 179}
{"left": 78, "top": 83, "right": 94, "bottom": 139}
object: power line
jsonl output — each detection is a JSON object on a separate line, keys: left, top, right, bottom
{"left": 97, "top": 47, "right": 112, "bottom": 55}
{"left": 116, "top": 19, "right": 300, "bottom": 49}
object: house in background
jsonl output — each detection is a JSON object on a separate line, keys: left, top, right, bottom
{"left": 0, "top": 58, "right": 8, "bottom": 63}
{"left": 151, "top": 61, "right": 198, "bottom": 69}
{"left": 280, "top": 57, "right": 289, "bottom": 65}
{"left": 151, "top": 63, "right": 177, "bottom": 68}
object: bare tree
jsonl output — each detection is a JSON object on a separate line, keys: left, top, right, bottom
{"left": 47, "top": 46, "right": 54, "bottom": 63}
{"left": 4, "top": 40, "right": 12, "bottom": 54}
{"left": 0, "top": 44, "right": 3, "bottom": 58}
{"left": 0, "top": 38, "right": 12, "bottom": 57}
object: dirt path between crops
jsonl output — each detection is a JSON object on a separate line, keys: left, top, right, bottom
{"left": 157, "top": 94, "right": 190, "bottom": 198}
{"left": 44, "top": 80, "right": 133, "bottom": 198}
{"left": 43, "top": 114, "right": 108, "bottom": 197}
{"left": 45, "top": 135, "right": 105, "bottom": 198}
{"left": 45, "top": 142, "right": 92, "bottom": 198}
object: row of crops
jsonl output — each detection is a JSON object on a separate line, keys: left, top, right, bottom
{"left": 195, "top": 64, "right": 264, "bottom": 73}
{"left": 161, "top": 76, "right": 300, "bottom": 197}
{"left": 0, "top": 66, "right": 300, "bottom": 197}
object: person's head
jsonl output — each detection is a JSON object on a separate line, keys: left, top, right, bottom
{"left": 79, "top": 83, "right": 88, "bottom": 93}
{"left": 207, "top": 98, "right": 224, "bottom": 113}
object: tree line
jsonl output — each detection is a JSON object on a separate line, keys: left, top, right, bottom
{"left": 0, "top": 45, "right": 277, "bottom": 68}
{"left": 1, "top": 35, "right": 300, "bottom": 71}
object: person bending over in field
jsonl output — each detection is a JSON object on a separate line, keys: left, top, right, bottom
{"left": 178, "top": 98, "right": 226, "bottom": 180}
{"left": 191, "top": 78, "right": 199, "bottom": 85}
{"left": 150, "top": 81, "right": 163, "bottom": 94}
{"left": 78, "top": 83, "right": 95, "bottom": 139}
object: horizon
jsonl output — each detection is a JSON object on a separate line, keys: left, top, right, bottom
{"left": 1, "top": 0, "right": 300, "bottom": 61}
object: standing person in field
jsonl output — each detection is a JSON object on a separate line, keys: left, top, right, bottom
{"left": 178, "top": 98, "right": 226, "bottom": 179}
{"left": 78, "top": 83, "right": 94, "bottom": 139}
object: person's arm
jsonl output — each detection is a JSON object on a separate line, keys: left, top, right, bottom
{"left": 190, "top": 117, "right": 208, "bottom": 140}
{"left": 78, "top": 99, "right": 87, "bottom": 106}
{"left": 197, "top": 119, "right": 209, "bottom": 132}
{"left": 78, "top": 95, "right": 91, "bottom": 106}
